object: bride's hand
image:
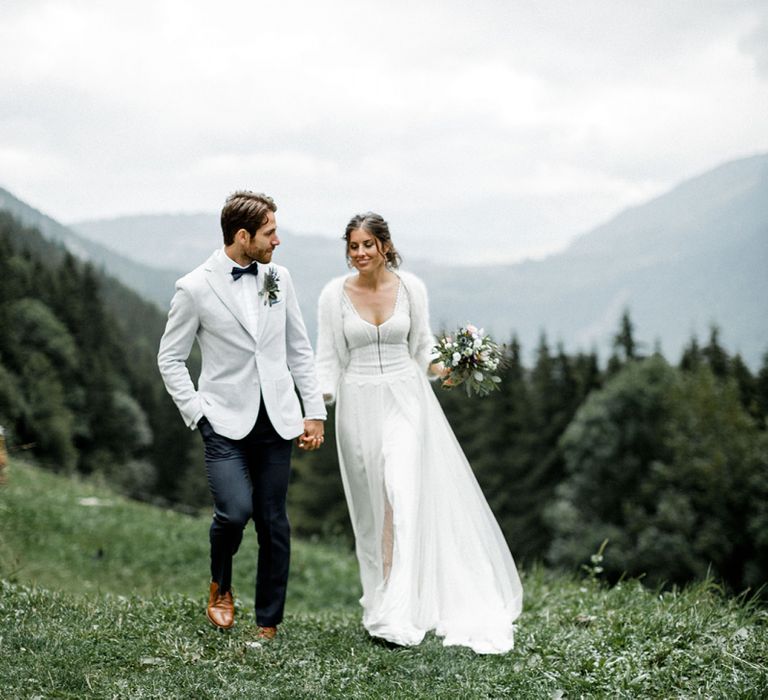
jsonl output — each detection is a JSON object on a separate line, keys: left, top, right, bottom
{"left": 430, "top": 362, "right": 453, "bottom": 384}
{"left": 298, "top": 419, "right": 325, "bottom": 451}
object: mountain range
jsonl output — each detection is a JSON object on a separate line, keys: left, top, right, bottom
{"left": 417, "top": 153, "right": 768, "bottom": 365}
{"left": 3, "top": 153, "right": 767, "bottom": 365}
{"left": 0, "top": 187, "right": 180, "bottom": 307}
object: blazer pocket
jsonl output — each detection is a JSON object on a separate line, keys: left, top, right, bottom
{"left": 199, "top": 380, "right": 239, "bottom": 409}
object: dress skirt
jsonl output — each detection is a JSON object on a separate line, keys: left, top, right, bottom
{"left": 335, "top": 361, "right": 523, "bottom": 654}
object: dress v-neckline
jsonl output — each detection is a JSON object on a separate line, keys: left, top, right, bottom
{"left": 343, "top": 279, "right": 402, "bottom": 328}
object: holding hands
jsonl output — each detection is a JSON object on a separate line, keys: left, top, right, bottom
{"left": 298, "top": 419, "right": 325, "bottom": 451}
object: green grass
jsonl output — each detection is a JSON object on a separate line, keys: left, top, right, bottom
{"left": 0, "top": 459, "right": 358, "bottom": 610}
{"left": 1, "top": 460, "right": 767, "bottom": 699}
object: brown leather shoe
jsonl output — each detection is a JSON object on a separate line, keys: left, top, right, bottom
{"left": 206, "top": 582, "right": 234, "bottom": 629}
{"left": 256, "top": 625, "right": 278, "bottom": 640}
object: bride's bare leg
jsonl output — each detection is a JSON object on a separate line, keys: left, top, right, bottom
{"left": 382, "top": 490, "right": 394, "bottom": 582}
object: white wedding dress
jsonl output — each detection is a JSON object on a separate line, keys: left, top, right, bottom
{"left": 335, "top": 283, "right": 523, "bottom": 654}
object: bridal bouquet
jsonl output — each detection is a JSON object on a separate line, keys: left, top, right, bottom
{"left": 431, "top": 324, "right": 504, "bottom": 397}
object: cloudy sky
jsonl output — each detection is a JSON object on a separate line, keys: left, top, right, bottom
{"left": 1, "top": 0, "right": 767, "bottom": 263}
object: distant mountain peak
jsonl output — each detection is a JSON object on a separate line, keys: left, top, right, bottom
{"left": 4, "top": 151, "right": 766, "bottom": 366}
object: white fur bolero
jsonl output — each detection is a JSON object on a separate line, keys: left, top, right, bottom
{"left": 315, "top": 271, "right": 437, "bottom": 403}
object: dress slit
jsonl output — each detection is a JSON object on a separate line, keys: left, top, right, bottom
{"left": 381, "top": 485, "right": 394, "bottom": 582}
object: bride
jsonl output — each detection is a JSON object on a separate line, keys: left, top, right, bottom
{"left": 316, "top": 213, "right": 523, "bottom": 654}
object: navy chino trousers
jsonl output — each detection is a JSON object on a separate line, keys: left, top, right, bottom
{"left": 199, "top": 401, "right": 292, "bottom": 627}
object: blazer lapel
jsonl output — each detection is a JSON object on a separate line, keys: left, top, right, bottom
{"left": 255, "top": 262, "right": 270, "bottom": 343}
{"left": 204, "top": 252, "right": 255, "bottom": 341}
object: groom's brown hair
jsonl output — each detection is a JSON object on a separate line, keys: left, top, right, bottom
{"left": 221, "top": 191, "right": 277, "bottom": 245}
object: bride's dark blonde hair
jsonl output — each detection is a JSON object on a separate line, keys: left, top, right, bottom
{"left": 343, "top": 212, "right": 402, "bottom": 269}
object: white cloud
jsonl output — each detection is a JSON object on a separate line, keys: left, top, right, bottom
{"left": 1, "top": 0, "right": 767, "bottom": 262}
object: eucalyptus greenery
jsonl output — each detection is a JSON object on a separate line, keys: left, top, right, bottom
{"left": 259, "top": 268, "right": 281, "bottom": 307}
{"left": 432, "top": 324, "right": 504, "bottom": 397}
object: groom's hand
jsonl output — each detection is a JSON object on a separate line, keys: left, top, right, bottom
{"left": 297, "top": 419, "right": 325, "bottom": 451}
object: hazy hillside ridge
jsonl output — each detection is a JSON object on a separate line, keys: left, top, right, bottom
{"left": 6, "top": 152, "right": 768, "bottom": 365}
{"left": 0, "top": 187, "right": 178, "bottom": 309}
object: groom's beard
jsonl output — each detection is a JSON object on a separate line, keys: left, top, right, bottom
{"left": 251, "top": 247, "right": 276, "bottom": 264}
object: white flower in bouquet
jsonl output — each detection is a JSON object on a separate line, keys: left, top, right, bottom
{"left": 431, "top": 324, "right": 505, "bottom": 397}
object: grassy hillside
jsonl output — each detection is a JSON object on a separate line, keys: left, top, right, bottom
{"left": 1, "top": 460, "right": 766, "bottom": 698}
{"left": 0, "top": 460, "right": 357, "bottom": 610}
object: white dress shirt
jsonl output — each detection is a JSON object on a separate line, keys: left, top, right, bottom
{"left": 221, "top": 248, "right": 260, "bottom": 338}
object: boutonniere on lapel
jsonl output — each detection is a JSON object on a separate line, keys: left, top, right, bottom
{"left": 259, "top": 267, "right": 281, "bottom": 307}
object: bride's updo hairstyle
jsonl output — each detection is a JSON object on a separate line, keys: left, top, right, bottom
{"left": 344, "top": 212, "right": 402, "bottom": 269}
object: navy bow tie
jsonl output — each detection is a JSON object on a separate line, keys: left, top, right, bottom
{"left": 231, "top": 262, "right": 259, "bottom": 281}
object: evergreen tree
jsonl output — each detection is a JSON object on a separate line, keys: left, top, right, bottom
{"left": 468, "top": 336, "right": 532, "bottom": 560}
{"left": 613, "top": 309, "right": 638, "bottom": 362}
{"left": 680, "top": 335, "right": 703, "bottom": 372}
{"left": 572, "top": 350, "right": 602, "bottom": 397}
{"left": 548, "top": 358, "right": 767, "bottom": 590}
{"left": 702, "top": 326, "right": 729, "bottom": 378}
{"left": 0, "top": 362, "right": 28, "bottom": 442}
{"left": 755, "top": 352, "right": 768, "bottom": 426}
{"left": 20, "top": 352, "right": 76, "bottom": 472}
{"left": 731, "top": 354, "right": 760, "bottom": 424}
{"left": 0, "top": 212, "right": 198, "bottom": 501}
{"left": 509, "top": 333, "right": 566, "bottom": 559}
{"left": 605, "top": 352, "right": 623, "bottom": 378}
{"left": 554, "top": 342, "right": 579, "bottom": 414}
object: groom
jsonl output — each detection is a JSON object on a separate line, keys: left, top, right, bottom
{"left": 158, "top": 191, "right": 326, "bottom": 639}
